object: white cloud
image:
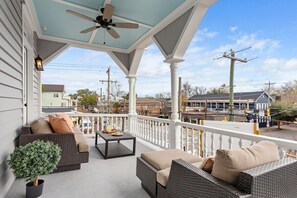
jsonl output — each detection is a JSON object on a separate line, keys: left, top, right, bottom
{"left": 230, "top": 26, "right": 238, "bottom": 32}
{"left": 192, "top": 28, "right": 218, "bottom": 42}
{"left": 262, "top": 58, "right": 297, "bottom": 72}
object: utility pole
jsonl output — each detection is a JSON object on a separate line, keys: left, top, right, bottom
{"left": 99, "top": 66, "right": 117, "bottom": 113}
{"left": 214, "top": 47, "right": 257, "bottom": 121}
{"left": 264, "top": 81, "right": 275, "bottom": 130}
{"left": 265, "top": 81, "right": 275, "bottom": 108}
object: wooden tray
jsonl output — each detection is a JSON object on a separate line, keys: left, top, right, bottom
{"left": 112, "top": 132, "right": 123, "bottom": 136}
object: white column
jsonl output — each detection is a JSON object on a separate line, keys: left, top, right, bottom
{"left": 128, "top": 75, "right": 136, "bottom": 114}
{"left": 128, "top": 75, "right": 136, "bottom": 133}
{"left": 165, "top": 58, "right": 184, "bottom": 149}
{"left": 170, "top": 62, "right": 179, "bottom": 121}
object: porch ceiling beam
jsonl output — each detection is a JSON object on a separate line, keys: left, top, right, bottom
{"left": 53, "top": 0, "right": 153, "bottom": 29}
{"left": 38, "top": 33, "right": 128, "bottom": 53}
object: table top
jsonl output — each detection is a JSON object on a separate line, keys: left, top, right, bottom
{"left": 97, "top": 130, "right": 135, "bottom": 141}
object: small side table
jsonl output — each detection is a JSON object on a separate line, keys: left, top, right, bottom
{"left": 95, "top": 131, "right": 136, "bottom": 159}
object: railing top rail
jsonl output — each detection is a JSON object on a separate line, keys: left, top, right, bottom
{"left": 132, "top": 114, "right": 170, "bottom": 123}
{"left": 68, "top": 113, "right": 128, "bottom": 117}
{"left": 176, "top": 121, "right": 297, "bottom": 150}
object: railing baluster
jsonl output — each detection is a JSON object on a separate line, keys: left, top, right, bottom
{"left": 185, "top": 128, "right": 188, "bottom": 152}
{"left": 203, "top": 131, "right": 207, "bottom": 158}
{"left": 239, "top": 138, "right": 243, "bottom": 148}
{"left": 280, "top": 147, "right": 286, "bottom": 159}
{"left": 228, "top": 136, "right": 232, "bottom": 149}
{"left": 196, "top": 130, "right": 200, "bottom": 157}
{"left": 91, "top": 117, "right": 95, "bottom": 134}
{"left": 219, "top": 134, "right": 223, "bottom": 149}
{"left": 165, "top": 124, "right": 168, "bottom": 148}
{"left": 211, "top": 132, "right": 215, "bottom": 156}
{"left": 191, "top": 128, "right": 194, "bottom": 155}
{"left": 82, "top": 117, "right": 85, "bottom": 134}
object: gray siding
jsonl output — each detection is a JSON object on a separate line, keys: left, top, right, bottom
{"left": 0, "top": 0, "right": 22, "bottom": 197}
{"left": 33, "top": 33, "right": 40, "bottom": 120}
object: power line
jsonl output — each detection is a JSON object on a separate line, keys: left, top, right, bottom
{"left": 213, "top": 47, "right": 257, "bottom": 121}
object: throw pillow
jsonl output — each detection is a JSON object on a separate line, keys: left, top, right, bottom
{"left": 200, "top": 157, "right": 215, "bottom": 174}
{"left": 30, "top": 119, "right": 53, "bottom": 134}
{"left": 55, "top": 113, "right": 74, "bottom": 128}
{"left": 211, "top": 141, "right": 279, "bottom": 185}
{"left": 49, "top": 115, "right": 74, "bottom": 133}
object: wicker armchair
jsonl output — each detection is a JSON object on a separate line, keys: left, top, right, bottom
{"left": 19, "top": 125, "right": 89, "bottom": 172}
{"left": 161, "top": 158, "right": 297, "bottom": 198}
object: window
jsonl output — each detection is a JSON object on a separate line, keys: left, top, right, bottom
{"left": 54, "top": 93, "right": 59, "bottom": 97}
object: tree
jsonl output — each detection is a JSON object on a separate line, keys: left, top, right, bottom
{"left": 271, "top": 101, "right": 297, "bottom": 121}
{"left": 276, "top": 80, "right": 297, "bottom": 95}
{"left": 155, "top": 92, "right": 171, "bottom": 100}
{"left": 193, "top": 86, "right": 207, "bottom": 95}
{"left": 112, "top": 102, "right": 122, "bottom": 113}
{"left": 182, "top": 82, "right": 193, "bottom": 97}
{"left": 76, "top": 89, "right": 98, "bottom": 109}
{"left": 207, "top": 84, "right": 228, "bottom": 94}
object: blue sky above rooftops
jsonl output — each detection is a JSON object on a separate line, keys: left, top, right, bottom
{"left": 42, "top": 0, "right": 297, "bottom": 97}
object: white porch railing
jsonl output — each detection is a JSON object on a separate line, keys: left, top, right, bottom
{"left": 129, "top": 115, "right": 297, "bottom": 158}
{"left": 130, "top": 115, "right": 170, "bottom": 149}
{"left": 68, "top": 113, "right": 128, "bottom": 135}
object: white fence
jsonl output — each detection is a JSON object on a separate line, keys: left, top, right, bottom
{"left": 68, "top": 113, "right": 128, "bottom": 135}
{"left": 129, "top": 115, "right": 297, "bottom": 159}
{"left": 130, "top": 115, "right": 170, "bottom": 149}
{"left": 66, "top": 113, "right": 297, "bottom": 159}
{"left": 177, "top": 121, "right": 297, "bottom": 158}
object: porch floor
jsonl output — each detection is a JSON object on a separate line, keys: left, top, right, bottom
{"left": 6, "top": 136, "right": 153, "bottom": 198}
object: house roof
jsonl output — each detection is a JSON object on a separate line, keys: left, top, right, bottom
{"left": 42, "top": 84, "right": 65, "bottom": 92}
{"left": 188, "top": 91, "right": 267, "bottom": 101}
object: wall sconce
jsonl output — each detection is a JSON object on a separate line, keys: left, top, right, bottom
{"left": 35, "top": 55, "right": 44, "bottom": 71}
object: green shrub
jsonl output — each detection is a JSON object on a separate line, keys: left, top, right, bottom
{"left": 8, "top": 140, "right": 61, "bottom": 183}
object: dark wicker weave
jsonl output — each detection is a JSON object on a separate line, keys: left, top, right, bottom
{"left": 137, "top": 157, "right": 297, "bottom": 198}
{"left": 136, "top": 157, "right": 158, "bottom": 197}
{"left": 164, "top": 158, "right": 297, "bottom": 198}
{"left": 19, "top": 125, "right": 89, "bottom": 172}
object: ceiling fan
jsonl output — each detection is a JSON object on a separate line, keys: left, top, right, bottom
{"left": 66, "top": 4, "right": 139, "bottom": 39}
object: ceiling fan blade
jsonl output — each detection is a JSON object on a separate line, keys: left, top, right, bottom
{"left": 112, "top": 23, "right": 139, "bottom": 29}
{"left": 102, "top": 4, "right": 115, "bottom": 22}
{"left": 66, "top": 10, "right": 96, "bottom": 22}
{"left": 80, "top": 26, "right": 100, "bottom": 34}
{"left": 107, "top": 28, "right": 120, "bottom": 39}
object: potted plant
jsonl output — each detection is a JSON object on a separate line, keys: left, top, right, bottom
{"left": 8, "top": 140, "right": 61, "bottom": 198}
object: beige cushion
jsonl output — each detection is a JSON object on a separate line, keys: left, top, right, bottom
{"left": 157, "top": 161, "right": 203, "bottom": 187}
{"left": 74, "top": 133, "right": 89, "bottom": 152}
{"left": 73, "top": 126, "right": 82, "bottom": 134}
{"left": 48, "top": 115, "right": 74, "bottom": 133}
{"left": 30, "top": 119, "right": 53, "bottom": 134}
{"left": 141, "top": 149, "right": 202, "bottom": 170}
{"left": 55, "top": 113, "right": 74, "bottom": 128}
{"left": 211, "top": 141, "right": 279, "bottom": 185}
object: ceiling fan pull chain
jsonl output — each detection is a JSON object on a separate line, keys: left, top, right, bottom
{"left": 104, "top": 30, "right": 106, "bottom": 45}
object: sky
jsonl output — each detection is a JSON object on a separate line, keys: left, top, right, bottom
{"left": 42, "top": 0, "right": 297, "bottom": 97}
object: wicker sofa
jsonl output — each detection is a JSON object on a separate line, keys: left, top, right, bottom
{"left": 159, "top": 158, "right": 297, "bottom": 198}
{"left": 137, "top": 144, "right": 297, "bottom": 198}
{"left": 19, "top": 123, "right": 89, "bottom": 172}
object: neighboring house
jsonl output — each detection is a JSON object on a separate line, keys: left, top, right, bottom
{"left": 135, "top": 98, "right": 163, "bottom": 117}
{"left": 276, "top": 94, "right": 297, "bottom": 105}
{"left": 42, "top": 84, "right": 74, "bottom": 112}
{"left": 187, "top": 91, "right": 274, "bottom": 113}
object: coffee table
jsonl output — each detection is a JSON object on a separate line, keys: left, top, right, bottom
{"left": 95, "top": 131, "right": 136, "bottom": 159}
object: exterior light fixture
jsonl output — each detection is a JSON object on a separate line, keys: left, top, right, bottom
{"left": 35, "top": 55, "right": 44, "bottom": 71}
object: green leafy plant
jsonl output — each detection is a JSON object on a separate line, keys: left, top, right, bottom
{"left": 8, "top": 140, "right": 61, "bottom": 186}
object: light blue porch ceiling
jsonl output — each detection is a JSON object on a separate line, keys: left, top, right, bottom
{"left": 32, "top": 0, "right": 186, "bottom": 51}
